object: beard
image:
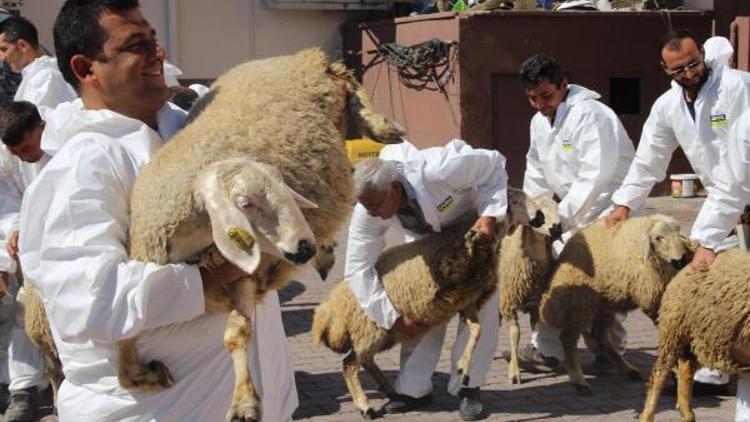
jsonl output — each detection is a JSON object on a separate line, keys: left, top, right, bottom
{"left": 676, "top": 67, "right": 710, "bottom": 92}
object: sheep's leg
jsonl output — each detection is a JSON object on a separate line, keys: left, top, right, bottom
{"left": 116, "top": 337, "right": 174, "bottom": 392}
{"left": 507, "top": 313, "right": 522, "bottom": 384}
{"left": 457, "top": 307, "right": 481, "bottom": 387}
{"left": 342, "top": 350, "right": 376, "bottom": 419}
{"left": 224, "top": 309, "right": 260, "bottom": 422}
{"left": 560, "top": 327, "right": 592, "bottom": 396}
{"left": 361, "top": 356, "right": 395, "bottom": 397}
{"left": 639, "top": 355, "right": 675, "bottom": 422}
{"left": 590, "top": 315, "right": 642, "bottom": 381}
{"left": 676, "top": 358, "right": 697, "bottom": 422}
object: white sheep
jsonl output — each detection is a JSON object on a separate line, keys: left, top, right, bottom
{"left": 22, "top": 284, "right": 63, "bottom": 403}
{"left": 640, "top": 248, "right": 750, "bottom": 422}
{"left": 120, "top": 47, "right": 403, "bottom": 422}
{"left": 312, "top": 189, "right": 561, "bottom": 418}
{"left": 538, "top": 215, "right": 692, "bottom": 395}
{"left": 498, "top": 195, "right": 561, "bottom": 384}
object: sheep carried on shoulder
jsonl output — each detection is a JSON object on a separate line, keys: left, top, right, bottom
{"left": 117, "top": 47, "right": 403, "bottom": 422}
{"left": 312, "top": 188, "right": 561, "bottom": 418}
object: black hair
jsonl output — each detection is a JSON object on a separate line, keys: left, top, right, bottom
{"left": 659, "top": 29, "right": 701, "bottom": 56}
{"left": 0, "top": 16, "right": 39, "bottom": 49}
{"left": 53, "top": 0, "right": 140, "bottom": 90}
{"left": 0, "top": 100, "right": 42, "bottom": 147}
{"left": 519, "top": 54, "right": 569, "bottom": 90}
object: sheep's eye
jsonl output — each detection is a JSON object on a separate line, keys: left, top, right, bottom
{"left": 654, "top": 235, "right": 664, "bottom": 242}
{"left": 235, "top": 196, "right": 257, "bottom": 211}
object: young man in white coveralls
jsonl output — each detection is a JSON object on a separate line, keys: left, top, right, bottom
{"left": 509, "top": 54, "right": 636, "bottom": 375}
{"left": 17, "top": 1, "right": 298, "bottom": 420}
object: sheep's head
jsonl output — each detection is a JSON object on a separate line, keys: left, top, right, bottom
{"left": 640, "top": 214, "right": 692, "bottom": 270}
{"left": 506, "top": 188, "right": 563, "bottom": 240}
{"left": 194, "top": 157, "right": 318, "bottom": 275}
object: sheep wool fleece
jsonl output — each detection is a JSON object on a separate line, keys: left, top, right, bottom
{"left": 345, "top": 139, "right": 507, "bottom": 397}
{"left": 17, "top": 103, "right": 296, "bottom": 421}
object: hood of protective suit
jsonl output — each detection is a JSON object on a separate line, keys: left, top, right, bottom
{"left": 564, "top": 84, "right": 602, "bottom": 107}
{"left": 40, "top": 100, "right": 182, "bottom": 166}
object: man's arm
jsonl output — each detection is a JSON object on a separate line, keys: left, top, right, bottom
{"left": 19, "top": 140, "right": 207, "bottom": 344}
{"left": 344, "top": 203, "right": 401, "bottom": 329}
{"left": 690, "top": 114, "right": 750, "bottom": 266}
{"left": 0, "top": 151, "right": 23, "bottom": 270}
{"left": 557, "top": 112, "right": 624, "bottom": 229}
{"left": 611, "top": 105, "right": 679, "bottom": 212}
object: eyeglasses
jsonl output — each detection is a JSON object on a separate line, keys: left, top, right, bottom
{"left": 665, "top": 59, "right": 703, "bottom": 76}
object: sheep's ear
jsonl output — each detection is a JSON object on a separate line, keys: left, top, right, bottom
{"left": 203, "top": 193, "right": 262, "bottom": 275}
{"left": 289, "top": 188, "right": 318, "bottom": 209}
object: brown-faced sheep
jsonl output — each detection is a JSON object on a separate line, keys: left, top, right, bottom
{"left": 312, "top": 189, "right": 561, "bottom": 418}
{"left": 539, "top": 215, "right": 693, "bottom": 395}
{"left": 640, "top": 248, "right": 750, "bottom": 422}
{"left": 120, "top": 47, "right": 403, "bottom": 422}
{"left": 499, "top": 195, "right": 561, "bottom": 385}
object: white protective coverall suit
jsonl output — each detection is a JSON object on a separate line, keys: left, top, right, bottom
{"left": 612, "top": 41, "right": 750, "bottom": 385}
{"left": 6, "top": 57, "right": 77, "bottom": 394}
{"left": 17, "top": 103, "right": 298, "bottom": 421}
{"left": 523, "top": 84, "right": 636, "bottom": 360}
{"left": 690, "top": 109, "right": 750, "bottom": 421}
{"left": 13, "top": 56, "right": 76, "bottom": 107}
{"left": 345, "top": 139, "right": 507, "bottom": 398}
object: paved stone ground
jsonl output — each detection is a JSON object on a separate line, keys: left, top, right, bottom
{"left": 280, "top": 196, "right": 738, "bottom": 421}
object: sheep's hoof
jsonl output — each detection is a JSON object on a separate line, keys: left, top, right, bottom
{"left": 360, "top": 408, "right": 378, "bottom": 420}
{"left": 509, "top": 373, "right": 522, "bottom": 385}
{"left": 638, "top": 412, "right": 655, "bottom": 422}
{"left": 119, "top": 360, "right": 175, "bottom": 392}
{"left": 226, "top": 395, "right": 260, "bottom": 422}
{"left": 574, "top": 384, "right": 593, "bottom": 396}
{"left": 627, "top": 369, "right": 644, "bottom": 381}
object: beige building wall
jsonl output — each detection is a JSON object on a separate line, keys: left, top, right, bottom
{"left": 19, "top": 0, "right": 375, "bottom": 80}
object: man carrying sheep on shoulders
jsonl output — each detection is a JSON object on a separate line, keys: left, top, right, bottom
{"left": 346, "top": 139, "right": 507, "bottom": 421}
{"left": 605, "top": 29, "right": 750, "bottom": 394}
{"left": 15, "top": 1, "right": 297, "bottom": 420}
{"left": 508, "top": 53, "right": 636, "bottom": 375}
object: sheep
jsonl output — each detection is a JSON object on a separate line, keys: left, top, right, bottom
{"left": 498, "top": 195, "right": 561, "bottom": 385}
{"left": 538, "top": 215, "right": 693, "bottom": 396}
{"left": 640, "top": 248, "right": 750, "bottom": 422}
{"left": 21, "top": 284, "right": 63, "bottom": 403}
{"left": 119, "top": 47, "right": 403, "bottom": 422}
{"left": 312, "top": 189, "right": 561, "bottom": 418}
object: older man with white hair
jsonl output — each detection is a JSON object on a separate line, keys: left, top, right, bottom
{"left": 345, "top": 138, "right": 507, "bottom": 421}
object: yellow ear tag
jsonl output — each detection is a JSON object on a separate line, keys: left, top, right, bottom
{"left": 227, "top": 227, "right": 255, "bottom": 250}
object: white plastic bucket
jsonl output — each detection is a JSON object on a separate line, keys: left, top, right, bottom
{"left": 671, "top": 173, "right": 699, "bottom": 198}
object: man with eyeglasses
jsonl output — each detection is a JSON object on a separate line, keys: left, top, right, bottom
{"left": 606, "top": 28, "right": 750, "bottom": 394}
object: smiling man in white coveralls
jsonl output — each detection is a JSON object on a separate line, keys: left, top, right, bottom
{"left": 346, "top": 139, "right": 507, "bottom": 421}
{"left": 16, "top": 1, "right": 297, "bottom": 420}
{"left": 508, "top": 53, "right": 636, "bottom": 375}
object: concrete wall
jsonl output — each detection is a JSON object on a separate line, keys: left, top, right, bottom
{"left": 18, "top": 0, "right": 376, "bottom": 79}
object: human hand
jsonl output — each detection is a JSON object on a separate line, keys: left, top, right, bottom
{"left": 689, "top": 246, "right": 716, "bottom": 270}
{"left": 604, "top": 206, "right": 630, "bottom": 229}
{"left": 6, "top": 231, "right": 18, "bottom": 261}
{"left": 471, "top": 216, "right": 496, "bottom": 240}
{"left": 394, "top": 315, "right": 430, "bottom": 337}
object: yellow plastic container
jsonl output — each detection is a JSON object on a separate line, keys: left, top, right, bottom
{"left": 345, "top": 138, "right": 386, "bottom": 166}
